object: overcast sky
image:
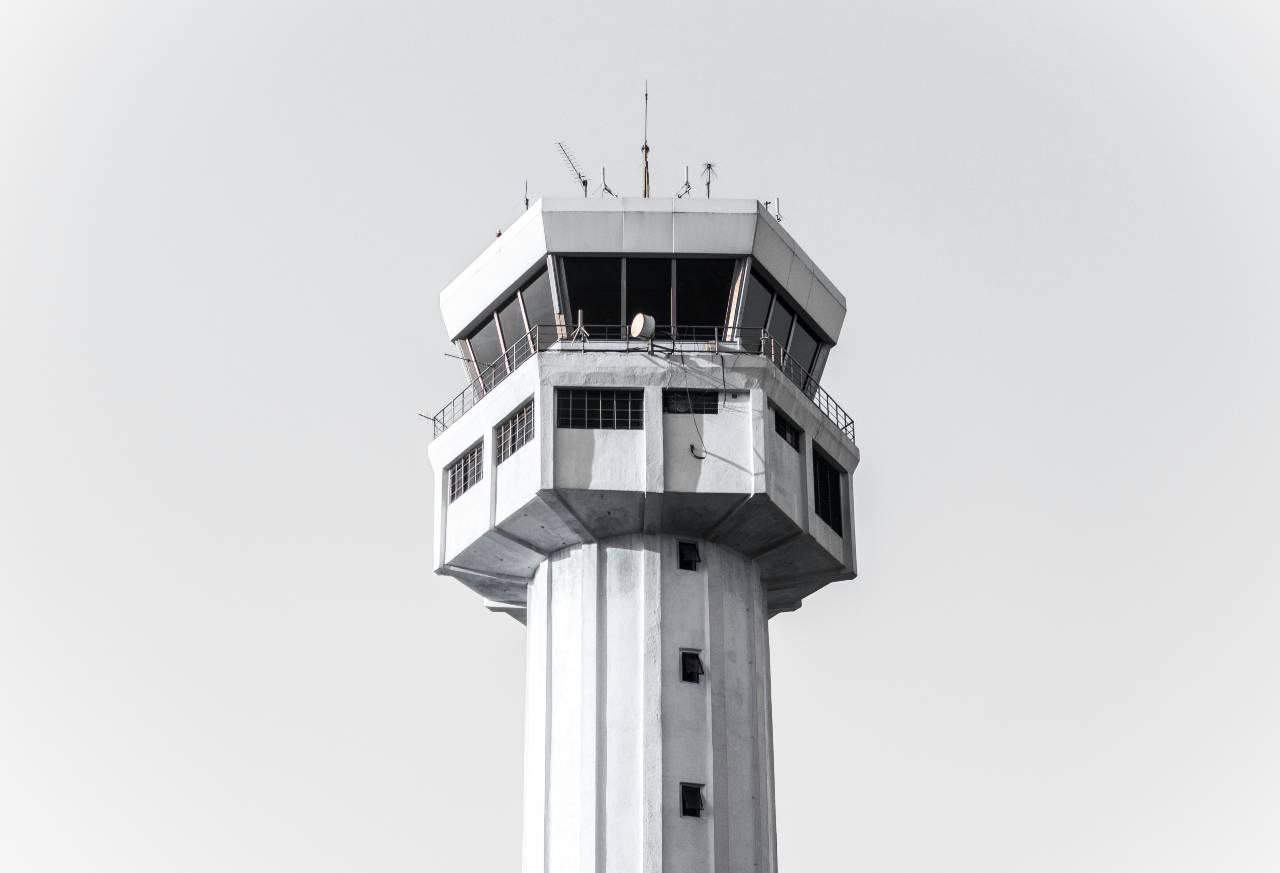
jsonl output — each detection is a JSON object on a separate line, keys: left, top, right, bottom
{"left": 3, "top": 1, "right": 1279, "bottom": 871}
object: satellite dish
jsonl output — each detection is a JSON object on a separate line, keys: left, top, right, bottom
{"left": 630, "top": 313, "right": 656, "bottom": 339}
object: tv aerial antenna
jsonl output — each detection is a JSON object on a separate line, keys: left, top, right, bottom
{"left": 555, "top": 141, "right": 589, "bottom": 197}
{"left": 598, "top": 166, "right": 617, "bottom": 197}
{"left": 701, "top": 161, "right": 717, "bottom": 198}
{"left": 675, "top": 166, "right": 691, "bottom": 198}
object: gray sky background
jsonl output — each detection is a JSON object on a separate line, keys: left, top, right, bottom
{"left": 3, "top": 1, "right": 1278, "bottom": 870}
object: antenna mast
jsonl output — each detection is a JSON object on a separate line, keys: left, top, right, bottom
{"left": 555, "top": 141, "right": 589, "bottom": 197}
{"left": 701, "top": 161, "right": 717, "bottom": 198}
{"left": 642, "top": 82, "right": 650, "bottom": 198}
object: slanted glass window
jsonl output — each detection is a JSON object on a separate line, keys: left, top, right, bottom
{"left": 788, "top": 322, "right": 820, "bottom": 376}
{"left": 521, "top": 269, "right": 558, "bottom": 348}
{"left": 813, "top": 448, "right": 844, "bottom": 533}
{"left": 766, "top": 299, "right": 796, "bottom": 354}
{"left": 562, "top": 257, "right": 622, "bottom": 334}
{"left": 467, "top": 318, "right": 503, "bottom": 386}
{"left": 675, "top": 258, "right": 736, "bottom": 339}
{"left": 555, "top": 388, "right": 644, "bottom": 430}
{"left": 626, "top": 257, "right": 672, "bottom": 330}
{"left": 495, "top": 400, "right": 534, "bottom": 464}
{"left": 773, "top": 408, "right": 801, "bottom": 451}
{"left": 447, "top": 442, "right": 483, "bottom": 502}
{"left": 496, "top": 295, "right": 527, "bottom": 354}
{"left": 738, "top": 271, "right": 775, "bottom": 351}
{"left": 663, "top": 389, "right": 719, "bottom": 415}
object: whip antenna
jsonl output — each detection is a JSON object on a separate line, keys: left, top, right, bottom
{"left": 642, "top": 82, "right": 650, "bottom": 198}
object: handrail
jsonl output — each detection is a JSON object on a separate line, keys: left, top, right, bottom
{"left": 429, "top": 324, "right": 856, "bottom": 444}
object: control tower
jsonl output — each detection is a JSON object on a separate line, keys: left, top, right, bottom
{"left": 427, "top": 198, "right": 858, "bottom": 873}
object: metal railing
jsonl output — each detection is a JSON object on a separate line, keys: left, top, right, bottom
{"left": 429, "top": 324, "right": 856, "bottom": 444}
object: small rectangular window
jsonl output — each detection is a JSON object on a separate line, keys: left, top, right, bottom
{"left": 773, "top": 408, "right": 801, "bottom": 451}
{"left": 813, "top": 448, "right": 844, "bottom": 533}
{"left": 662, "top": 390, "right": 718, "bottom": 415}
{"left": 680, "top": 783, "right": 705, "bottom": 818}
{"left": 495, "top": 400, "right": 535, "bottom": 464}
{"left": 447, "top": 441, "right": 483, "bottom": 502}
{"left": 555, "top": 389, "right": 644, "bottom": 430}
{"left": 680, "top": 651, "right": 704, "bottom": 683}
{"left": 677, "top": 540, "right": 701, "bottom": 571}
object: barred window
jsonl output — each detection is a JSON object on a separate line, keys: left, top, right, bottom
{"left": 447, "top": 441, "right": 483, "bottom": 502}
{"left": 556, "top": 389, "right": 644, "bottom": 430}
{"left": 662, "top": 389, "right": 719, "bottom": 415}
{"left": 495, "top": 400, "right": 535, "bottom": 464}
{"left": 773, "top": 408, "right": 801, "bottom": 451}
{"left": 812, "top": 448, "right": 843, "bottom": 533}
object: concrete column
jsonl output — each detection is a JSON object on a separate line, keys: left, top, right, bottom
{"left": 521, "top": 535, "right": 776, "bottom": 873}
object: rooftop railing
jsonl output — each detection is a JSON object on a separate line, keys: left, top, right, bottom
{"left": 429, "top": 324, "right": 856, "bottom": 444}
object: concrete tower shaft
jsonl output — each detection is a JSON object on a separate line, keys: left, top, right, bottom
{"left": 427, "top": 199, "right": 858, "bottom": 872}
{"left": 523, "top": 536, "right": 776, "bottom": 873}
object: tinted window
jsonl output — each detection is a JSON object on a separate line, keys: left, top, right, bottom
{"left": 562, "top": 257, "right": 622, "bottom": 333}
{"left": 738, "top": 272, "right": 774, "bottom": 351}
{"left": 675, "top": 258, "right": 736, "bottom": 339}
{"left": 468, "top": 318, "right": 502, "bottom": 373}
{"left": 813, "top": 449, "right": 843, "bottom": 532}
{"left": 788, "top": 322, "right": 820, "bottom": 374}
{"left": 626, "top": 258, "right": 671, "bottom": 329}
{"left": 497, "top": 295, "right": 527, "bottom": 352}
{"left": 520, "top": 269, "right": 557, "bottom": 348}
{"left": 766, "top": 300, "right": 795, "bottom": 358}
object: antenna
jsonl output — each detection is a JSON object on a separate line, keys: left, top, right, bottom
{"left": 642, "top": 81, "right": 650, "bottom": 198}
{"left": 600, "top": 166, "right": 616, "bottom": 197}
{"left": 556, "top": 141, "right": 589, "bottom": 197}
{"left": 701, "top": 162, "right": 717, "bottom": 198}
{"left": 524, "top": 180, "right": 529, "bottom": 210}
{"left": 675, "top": 166, "right": 691, "bottom": 198}
{"left": 775, "top": 197, "right": 783, "bottom": 222}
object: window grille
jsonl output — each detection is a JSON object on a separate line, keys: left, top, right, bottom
{"left": 773, "top": 408, "right": 801, "bottom": 451}
{"left": 447, "top": 442, "right": 483, "bottom": 502}
{"left": 495, "top": 400, "right": 535, "bottom": 464}
{"left": 662, "top": 389, "right": 719, "bottom": 415}
{"left": 812, "top": 449, "right": 844, "bottom": 533}
{"left": 555, "top": 389, "right": 644, "bottom": 430}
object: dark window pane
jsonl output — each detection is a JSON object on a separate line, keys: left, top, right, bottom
{"left": 788, "top": 323, "right": 820, "bottom": 375}
{"left": 469, "top": 317, "right": 502, "bottom": 374}
{"left": 626, "top": 258, "right": 671, "bottom": 331}
{"left": 562, "top": 257, "right": 622, "bottom": 333}
{"left": 521, "top": 269, "right": 557, "bottom": 348}
{"left": 675, "top": 258, "right": 736, "bottom": 340}
{"left": 813, "top": 449, "right": 844, "bottom": 533}
{"left": 555, "top": 389, "right": 644, "bottom": 430}
{"left": 773, "top": 409, "right": 801, "bottom": 451}
{"left": 680, "top": 650, "right": 704, "bottom": 682}
{"left": 738, "top": 272, "right": 774, "bottom": 351}
{"left": 663, "top": 389, "right": 719, "bottom": 414}
{"left": 766, "top": 300, "right": 795, "bottom": 362}
{"left": 497, "top": 294, "right": 527, "bottom": 354}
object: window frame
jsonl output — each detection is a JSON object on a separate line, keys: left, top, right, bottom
{"left": 554, "top": 388, "right": 645, "bottom": 430}
{"left": 812, "top": 445, "right": 845, "bottom": 533}
{"left": 495, "top": 399, "right": 535, "bottom": 465}
{"left": 446, "top": 441, "right": 484, "bottom": 503}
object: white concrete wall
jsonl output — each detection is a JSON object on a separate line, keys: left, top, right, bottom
{"left": 522, "top": 536, "right": 776, "bottom": 873}
{"left": 552, "top": 429, "right": 646, "bottom": 491}
{"left": 662, "top": 389, "right": 755, "bottom": 494}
